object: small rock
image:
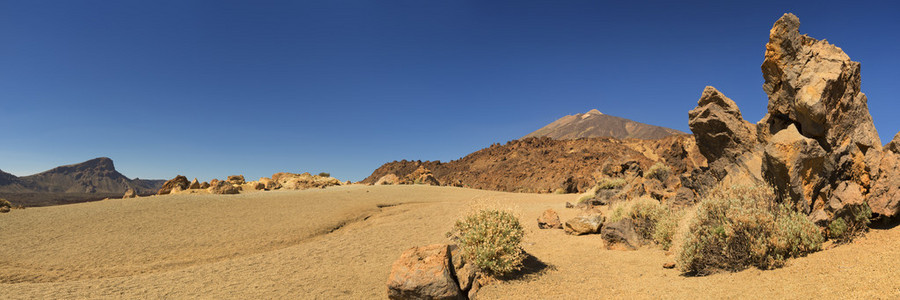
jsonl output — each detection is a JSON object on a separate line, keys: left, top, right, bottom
{"left": 387, "top": 244, "right": 463, "bottom": 300}
{"left": 564, "top": 215, "right": 604, "bottom": 235}
{"left": 601, "top": 219, "right": 640, "bottom": 250}
{"left": 565, "top": 202, "right": 574, "bottom": 208}
{"left": 663, "top": 262, "right": 676, "bottom": 269}
{"left": 537, "top": 209, "right": 563, "bottom": 229}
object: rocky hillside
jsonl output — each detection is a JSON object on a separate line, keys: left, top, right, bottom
{"left": 684, "top": 13, "right": 900, "bottom": 224}
{"left": 524, "top": 109, "right": 686, "bottom": 140}
{"left": 362, "top": 135, "right": 705, "bottom": 194}
{"left": 0, "top": 157, "right": 164, "bottom": 206}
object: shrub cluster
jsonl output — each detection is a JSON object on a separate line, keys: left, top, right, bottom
{"left": 608, "top": 197, "right": 681, "bottom": 249}
{"left": 0, "top": 198, "right": 10, "bottom": 213}
{"left": 677, "top": 184, "right": 823, "bottom": 275}
{"left": 448, "top": 209, "right": 525, "bottom": 276}
{"left": 645, "top": 162, "right": 672, "bottom": 181}
{"left": 827, "top": 203, "right": 871, "bottom": 243}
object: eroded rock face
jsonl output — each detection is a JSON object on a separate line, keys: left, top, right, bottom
{"left": 158, "top": 175, "right": 190, "bottom": 195}
{"left": 688, "top": 86, "right": 757, "bottom": 171}
{"left": 386, "top": 244, "right": 463, "bottom": 300}
{"left": 537, "top": 209, "right": 563, "bottom": 229}
{"left": 762, "top": 124, "right": 828, "bottom": 213}
{"left": 376, "top": 174, "right": 401, "bottom": 185}
{"left": 759, "top": 13, "right": 881, "bottom": 153}
{"left": 123, "top": 189, "right": 136, "bottom": 199}
{"left": 868, "top": 151, "right": 900, "bottom": 217}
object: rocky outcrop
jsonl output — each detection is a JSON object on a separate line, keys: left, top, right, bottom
{"left": 272, "top": 172, "right": 342, "bottom": 190}
{"left": 564, "top": 215, "right": 604, "bottom": 235}
{"left": 188, "top": 178, "right": 201, "bottom": 189}
{"left": 122, "top": 189, "right": 136, "bottom": 199}
{"left": 687, "top": 13, "right": 892, "bottom": 225}
{"left": 376, "top": 174, "right": 401, "bottom": 185}
{"left": 537, "top": 209, "right": 563, "bottom": 229}
{"left": 158, "top": 175, "right": 190, "bottom": 195}
{"left": 386, "top": 244, "right": 466, "bottom": 300}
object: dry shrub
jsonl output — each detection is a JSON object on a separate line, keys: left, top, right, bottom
{"left": 608, "top": 197, "right": 682, "bottom": 250}
{"left": 577, "top": 186, "right": 600, "bottom": 203}
{"left": 448, "top": 209, "right": 525, "bottom": 277}
{"left": 827, "top": 203, "right": 871, "bottom": 243}
{"left": 0, "top": 198, "right": 11, "bottom": 213}
{"left": 596, "top": 178, "right": 626, "bottom": 190}
{"left": 678, "top": 184, "right": 823, "bottom": 275}
{"left": 646, "top": 162, "right": 672, "bottom": 181}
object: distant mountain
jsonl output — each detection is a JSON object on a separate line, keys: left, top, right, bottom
{"left": 524, "top": 109, "right": 686, "bottom": 140}
{"left": 0, "top": 157, "right": 165, "bottom": 206}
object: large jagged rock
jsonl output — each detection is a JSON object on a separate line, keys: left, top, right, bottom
{"left": 188, "top": 178, "right": 201, "bottom": 189}
{"left": 386, "top": 244, "right": 464, "bottom": 300}
{"left": 762, "top": 124, "right": 828, "bottom": 213}
{"left": 601, "top": 219, "right": 640, "bottom": 250}
{"left": 564, "top": 215, "right": 604, "bottom": 235}
{"left": 688, "top": 86, "right": 758, "bottom": 171}
{"left": 759, "top": 13, "right": 881, "bottom": 154}
{"left": 157, "top": 175, "right": 190, "bottom": 195}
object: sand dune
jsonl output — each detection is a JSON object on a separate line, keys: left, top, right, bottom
{"left": 1, "top": 185, "right": 898, "bottom": 299}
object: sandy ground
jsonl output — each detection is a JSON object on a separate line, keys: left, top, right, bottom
{"left": 1, "top": 185, "right": 898, "bottom": 299}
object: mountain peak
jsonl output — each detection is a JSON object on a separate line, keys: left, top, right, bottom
{"left": 524, "top": 111, "right": 686, "bottom": 140}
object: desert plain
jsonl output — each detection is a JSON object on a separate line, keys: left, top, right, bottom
{"left": 1, "top": 185, "right": 897, "bottom": 299}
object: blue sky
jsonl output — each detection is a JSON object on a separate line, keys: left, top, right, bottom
{"left": 1, "top": 1, "right": 898, "bottom": 182}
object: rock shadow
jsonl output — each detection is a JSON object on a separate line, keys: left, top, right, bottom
{"left": 496, "top": 252, "right": 553, "bottom": 281}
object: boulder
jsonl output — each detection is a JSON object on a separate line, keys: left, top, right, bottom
{"left": 828, "top": 181, "right": 866, "bottom": 217}
{"left": 199, "top": 181, "right": 210, "bottom": 189}
{"left": 537, "top": 209, "right": 563, "bottom": 229}
{"left": 158, "top": 175, "right": 190, "bottom": 195}
{"left": 564, "top": 215, "right": 604, "bottom": 235}
{"left": 759, "top": 13, "right": 881, "bottom": 153}
{"left": 259, "top": 177, "right": 280, "bottom": 190}
{"left": 449, "top": 245, "right": 479, "bottom": 296}
{"left": 227, "top": 175, "right": 246, "bottom": 185}
{"left": 762, "top": 124, "right": 827, "bottom": 213}
{"left": 122, "top": 189, "right": 137, "bottom": 199}
{"left": 868, "top": 151, "right": 900, "bottom": 217}
{"left": 244, "top": 181, "right": 265, "bottom": 190}
{"left": 208, "top": 181, "right": 240, "bottom": 195}
{"left": 188, "top": 178, "right": 201, "bottom": 189}
{"left": 405, "top": 166, "right": 441, "bottom": 186}
{"left": 386, "top": 244, "right": 463, "bottom": 300}
{"left": 688, "top": 86, "right": 758, "bottom": 171}
{"left": 601, "top": 219, "right": 640, "bottom": 250}
{"left": 376, "top": 174, "right": 401, "bottom": 185}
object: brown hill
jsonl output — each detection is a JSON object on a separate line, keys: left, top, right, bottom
{"left": 0, "top": 157, "right": 164, "bottom": 207}
{"left": 361, "top": 135, "right": 705, "bottom": 193}
{"left": 524, "top": 109, "right": 686, "bottom": 140}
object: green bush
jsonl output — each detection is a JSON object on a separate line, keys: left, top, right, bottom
{"left": 677, "top": 184, "right": 823, "bottom": 275}
{"left": 646, "top": 162, "right": 672, "bottom": 181}
{"left": 596, "top": 178, "right": 626, "bottom": 190}
{"left": 827, "top": 203, "right": 871, "bottom": 243}
{"left": 448, "top": 209, "right": 525, "bottom": 276}
{"left": 607, "top": 197, "right": 681, "bottom": 250}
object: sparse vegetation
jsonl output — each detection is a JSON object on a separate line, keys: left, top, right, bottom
{"left": 448, "top": 209, "right": 525, "bottom": 277}
{"left": 678, "top": 184, "right": 823, "bottom": 275}
{"left": 553, "top": 188, "right": 567, "bottom": 194}
{"left": 596, "top": 178, "right": 626, "bottom": 190}
{"left": 608, "top": 197, "right": 681, "bottom": 249}
{"left": 827, "top": 203, "right": 871, "bottom": 243}
{"left": 645, "top": 162, "right": 672, "bottom": 181}
{"left": 317, "top": 172, "right": 331, "bottom": 177}
{"left": 577, "top": 186, "right": 600, "bottom": 203}
{"left": 0, "top": 198, "right": 11, "bottom": 213}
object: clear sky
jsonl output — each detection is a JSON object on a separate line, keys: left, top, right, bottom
{"left": 1, "top": 1, "right": 898, "bottom": 182}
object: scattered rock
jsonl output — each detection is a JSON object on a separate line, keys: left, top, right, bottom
{"left": 387, "top": 244, "right": 463, "bottom": 300}
{"left": 564, "top": 215, "right": 604, "bottom": 235}
{"left": 188, "top": 178, "right": 201, "bottom": 189}
{"left": 601, "top": 219, "right": 640, "bottom": 250}
{"left": 157, "top": 175, "right": 190, "bottom": 195}
{"left": 565, "top": 202, "right": 574, "bottom": 209}
{"left": 227, "top": 175, "right": 246, "bottom": 185}
{"left": 663, "top": 262, "right": 676, "bottom": 269}
{"left": 208, "top": 181, "right": 240, "bottom": 195}
{"left": 122, "top": 189, "right": 136, "bottom": 199}
{"left": 537, "top": 209, "right": 563, "bottom": 229}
